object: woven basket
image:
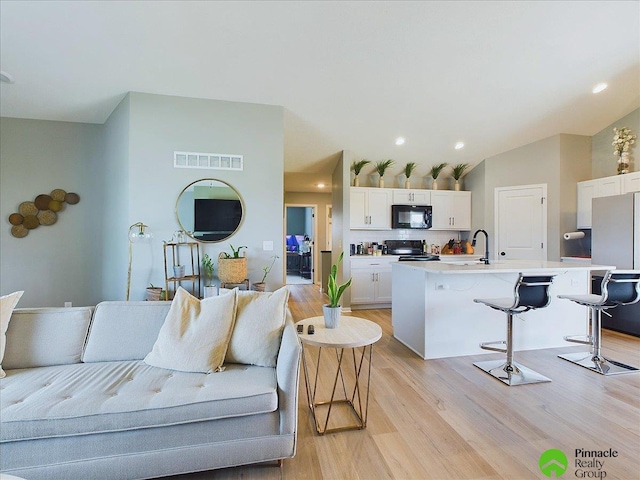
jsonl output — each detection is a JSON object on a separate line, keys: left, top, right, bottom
{"left": 218, "top": 254, "right": 247, "bottom": 284}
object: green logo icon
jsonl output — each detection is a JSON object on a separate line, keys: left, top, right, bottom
{"left": 539, "top": 449, "right": 568, "bottom": 477}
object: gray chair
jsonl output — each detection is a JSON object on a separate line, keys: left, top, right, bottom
{"left": 557, "top": 270, "right": 640, "bottom": 375}
{"left": 473, "top": 274, "right": 555, "bottom": 386}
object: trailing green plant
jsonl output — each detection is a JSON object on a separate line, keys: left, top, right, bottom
{"left": 403, "top": 162, "right": 417, "bottom": 178}
{"left": 429, "top": 162, "right": 448, "bottom": 179}
{"left": 326, "top": 251, "right": 352, "bottom": 308}
{"left": 374, "top": 159, "right": 395, "bottom": 177}
{"left": 221, "top": 244, "right": 247, "bottom": 259}
{"left": 202, "top": 253, "right": 215, "bottom": 282}
{"left": 451, "top": 163, "right": 470, "bottom": 180}
{"left": 259, "top": 255, "right": 279, "bottom": 283}
{"left": 351, "top": 159, "right": 371, "bottom": 176}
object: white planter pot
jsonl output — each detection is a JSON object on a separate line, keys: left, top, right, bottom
{"left": 204, "top": 285, "right": 218, "bottom": 298}
{"left": 322, "top": 305, "right": 342, "bottom": 329}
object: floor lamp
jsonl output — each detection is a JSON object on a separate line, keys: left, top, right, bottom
{"left": 126, "top": 222, "right": 152, "bottom": 301}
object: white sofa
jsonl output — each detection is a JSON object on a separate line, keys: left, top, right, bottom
{"left": 0, "top": 298, "right": 301, "bottom": 479}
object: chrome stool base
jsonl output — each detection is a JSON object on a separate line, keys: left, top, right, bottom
{"left": 558, "top": 352, "right": 639, "bottom": 375}
{"left": 473, "top": 359, "right": 552, "bottom": 386}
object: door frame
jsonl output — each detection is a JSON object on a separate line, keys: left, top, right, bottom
{"left": 284, "top": 203, "right": 319, "bottom": 285}
{"left": 494, "top": 184, "right": 547, "bottom": 261}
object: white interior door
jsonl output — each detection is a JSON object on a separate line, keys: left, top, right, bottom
{"left": 495, "top": 184, "right": 547, "bottom": 261}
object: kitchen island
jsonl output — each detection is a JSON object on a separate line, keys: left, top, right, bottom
{"left": 391, "top": 260, "right": 613, "bottom": 359}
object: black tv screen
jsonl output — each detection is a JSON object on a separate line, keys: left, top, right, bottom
{"left": 194, "top": 199, "right": 242, "bottom": 235}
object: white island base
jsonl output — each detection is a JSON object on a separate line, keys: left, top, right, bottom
{"left": 391, "top": 260, "right": 612, "bottom": 360}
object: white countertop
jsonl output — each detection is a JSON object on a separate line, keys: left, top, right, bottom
{"left": 393, "top": 259, "right": 615, "bottom": 274}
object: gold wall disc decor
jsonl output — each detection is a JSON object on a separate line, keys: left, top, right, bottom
{"left": 8, "top": 188, "right": 81, "bottom": 238}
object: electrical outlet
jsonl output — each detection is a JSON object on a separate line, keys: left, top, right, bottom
{"left": 263, "top": 241, "right": 274, "bottom": 251}
{"left": 64, "top": 301, "right": 72, "bottom": 307}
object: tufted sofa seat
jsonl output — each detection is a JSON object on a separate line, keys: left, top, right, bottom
{"left": 0, "top": 300, "right": 301, "bottom": 479}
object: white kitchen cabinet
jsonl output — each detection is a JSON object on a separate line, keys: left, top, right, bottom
{"left": 392, "top": 189, "right": 431, "bottom": 205}
{"left": 622, "top": 171, "right": 640, "bottom": 193}
{"left": 350, "top": 187, "right": 392, "bottom": 229}
{"left": 577, "top": 176, "right": 622, "bottom": 228}
{"left": 350, "top": 257, "right": 394, "bottom": 306}
{"left": 430, "top": 191, "right": 471, "bottom": 230}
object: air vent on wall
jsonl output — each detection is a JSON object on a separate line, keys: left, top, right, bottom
{"left": 173, "top": 151, "right": 243, "bottom": 171}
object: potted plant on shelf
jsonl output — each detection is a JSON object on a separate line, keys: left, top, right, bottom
{"left": 403, "top": 162, "right": 417, "bottom": 189}
{"left": 218, "top": 244, "right": 248, "bottom": 285}
{"left": 253, "top": 254, "right": 279, "bottom": 292}
{"left": 374, "top": 159, "right": 395, "bottom": 188}
{"left": 350, "top": 159, "right": 371, "bottom": 187}
{"left": 451, "top": 163, "right": 470, "bottom": 191}
{"left": 323, "top": 251, "right": 352, "bottom": 328}
{"left": 145, "top": 284, "right": 165, "bottom": 301}
{"left": 429, "top": 162, "right": 448, "bottom": 190}
{"left": 202, "top": 253, "right": 217, "bottom": 297}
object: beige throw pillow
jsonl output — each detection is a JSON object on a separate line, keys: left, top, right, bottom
{"left": 226, "top": 286, "right": 289, "bottom": 367}
{"left": 144, "top": 287, "right": 238, "bottom": 373}
{"left": 1, "top": 291, "right": 25, "bottom": 378}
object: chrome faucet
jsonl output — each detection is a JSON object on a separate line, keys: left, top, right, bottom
{"left": 472, "top": 229, "right": 490, "bottom": 264}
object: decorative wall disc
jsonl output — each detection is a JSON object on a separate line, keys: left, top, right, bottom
{"left": 18, "top": 201, "right": 38, "bottom": 216}
{"left": 11, "top": 224, "right": 28, "bottom": 238}
{"left": 50, "top": 189, "right": 67, "bottom": 201}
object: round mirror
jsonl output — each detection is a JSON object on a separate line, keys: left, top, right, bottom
{"left": 175, "top": 179, "right": 244, "bottom": 243}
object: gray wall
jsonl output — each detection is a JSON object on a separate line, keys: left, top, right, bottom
{"left": 592, "top": 108, "right": 639, "bottom": 178}
{"left": 0, "top": 118, "right": 104, "bottom": 307}
{"left": 1, "top": 93, "right": 285, "bottom": 305}
{"left": 468, "top": 134, "right": 591, "bottom": 261}
{"left": 332, "top": 150, "right": 352, "bottom": 308}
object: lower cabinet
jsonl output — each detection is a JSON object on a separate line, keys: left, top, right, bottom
{"left": 350, "top": 257, "right": 394, "bottom": 307}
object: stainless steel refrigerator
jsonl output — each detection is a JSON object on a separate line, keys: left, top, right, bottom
{"left": 591, "top": 192, "right": 640, "bottom": 336}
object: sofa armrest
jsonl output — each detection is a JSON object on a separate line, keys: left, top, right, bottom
{"left": 276, "top": 310, "right": 302, "bottom": 435}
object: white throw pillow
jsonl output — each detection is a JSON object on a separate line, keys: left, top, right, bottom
{"left": 144, "top": 287, "right": 238, "bottom": 373}
{"left": 226, "top": 286, "right": 289, "bottom": 367}
{"left": 1, "top": 291, "right": 24, "bottom": 378}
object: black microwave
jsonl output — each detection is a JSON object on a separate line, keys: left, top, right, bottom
{"left": 391, "top": 204, "right": 432, "bottom": 229}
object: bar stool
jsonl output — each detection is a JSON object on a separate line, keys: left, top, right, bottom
{"left": 473, "top": 274, "right": 555, "bottom": 386}
{"left": 557, "top": 270, "right": 640, "bottom": 375}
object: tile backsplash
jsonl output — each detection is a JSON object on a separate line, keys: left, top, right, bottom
{"left": 349, "top": 229, "right": 470, "bottom": 249}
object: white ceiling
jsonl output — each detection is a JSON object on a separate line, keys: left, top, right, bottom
{"left": 1, "top": 1, "right": 639, "bottom": 192}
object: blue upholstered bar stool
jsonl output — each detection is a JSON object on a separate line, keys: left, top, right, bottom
{"left": 557, "top": 270, "right": 640, "bottom": 375}
{"left": 473, "top": 274, "right": 555, "bottom": 386}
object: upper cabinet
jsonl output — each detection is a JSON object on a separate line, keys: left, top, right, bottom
{"left": 430, "top": 191, "right": 472, "bottom": 230}
{"left": 392, "top": 189, "right": 431, "bottom": 205}
{"left": 350, "top": 187, "right": 392, "bottom": 230}
{"left": 576, "top": 173, "right": 640, "bottom": 228}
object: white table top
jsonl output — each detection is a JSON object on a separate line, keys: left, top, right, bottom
{"left": 393, "top": 259, "right": 615, "bottom": 275}
{"left": 296, "top": 316, "right": 382, "bottom": 348}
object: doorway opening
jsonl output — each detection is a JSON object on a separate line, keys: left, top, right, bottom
{"left": 285, "top": 205, "right": 316, "bottom": 285}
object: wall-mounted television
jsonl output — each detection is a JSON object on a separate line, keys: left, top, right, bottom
{"left": 194, "top": 199, "right": 243, "bottom": 241}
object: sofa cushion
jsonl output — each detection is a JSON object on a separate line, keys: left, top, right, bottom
{"left": 226, "top": 287, "right": 289, "bottom": 367}
{"left": 0, "top": 360, "right": 277, "bottom": 442}
{"left": 82, "top": 301, "right": 171, "bottom": 363}
{"left": 2, "top": 307, "right": 92, "bottom": 372}
{"left": 144, "top": 287, "right": 238, "bottom": 374}
{"left": 1, "top": 291, "right": 24, "bottom": 378}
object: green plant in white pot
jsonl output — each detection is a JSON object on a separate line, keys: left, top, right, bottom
{"left": 323, "top": 251, "right": 352, "bottom": 328}
{"left": 253, "top": 254, "right": 278, "bottom": 292}
{"left": 350, "top": 159, "right": 371, "bottom": 187}
{"left": 429, "top": 162, "right": 448, "bottom": 190}
{"left": 202, "top": 253, "right": 217, "bottom": 297}
{"left": 374, "top": 159, "right": 395, "bottom": 188}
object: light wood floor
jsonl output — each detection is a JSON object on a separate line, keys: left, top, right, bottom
{"left": 178, "top": 284, "right": 640, "bottom": 480}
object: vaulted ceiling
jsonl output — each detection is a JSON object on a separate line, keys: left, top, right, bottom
{"left": 1, "top": 1, "right": 638, "bottom": 192}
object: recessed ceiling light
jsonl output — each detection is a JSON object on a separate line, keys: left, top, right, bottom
{"left": 454, "top": 142, "right": 465, "bottom": 150}
{"left": 395, "top": 137, "right": 405, "bottom": 146}
{"left": 592, "top": 83, "right": 608, "bottom": 94}
{"left": 316, "top": 183, "right": 325, "bottom": 189}
{"left": 0, "top": 71, "right": 15, "bottom": 84}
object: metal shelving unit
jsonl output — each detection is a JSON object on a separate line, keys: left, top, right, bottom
{"left": 163, "top": 242, "right": 200, "bottom": 299}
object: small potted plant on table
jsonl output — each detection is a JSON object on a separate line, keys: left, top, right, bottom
{"left": 323, "top": 251, "right": 352, "bottom": 328}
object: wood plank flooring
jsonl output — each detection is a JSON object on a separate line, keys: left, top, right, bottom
{"left": 176, "top": 284, "right": 640, "bottom": 480}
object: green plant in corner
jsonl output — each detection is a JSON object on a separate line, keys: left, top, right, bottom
{"left": 451, "top": 163, "right": 470, "bottom": 180}
{"left": 403, "top": 162, "right": 417, "bottom": 179}
{"left": 260, "top": 255, "right": 279, "bottom": 283}
{"left": 429, "top": 162, "right": 448, "bottom": 180}
{"left": 202, "top": 253, "right": 215, "bottom": 285}
{"left": 374, "top": 159, "right": 395, "bottom": 177}
{"left": 222, "top": 244, "right": 247, "bottom": 259}
{"left": 350, "top": 159, "right": 371, "bottom": 176}
{"left": 326, "top": 252, "right": 352, "bottom": 308}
